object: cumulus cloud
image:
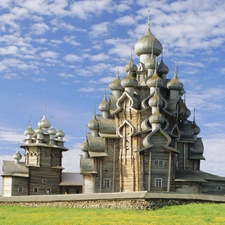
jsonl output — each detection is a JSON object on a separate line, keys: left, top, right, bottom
{"left": 58, "top": 72, "right": 75, "bottom": 78}
{"left": 88, "top": 53, "right": 109, "bottom": 62}
{"left": 30, "top": 22, "right": 49, "bottom": 35}
{"left": 64, "top": 54, "right": 83, "bottom": 62}
{"left": 70, "top": 0, "right": 113, "bottom": 19}
{"left": 31, "top": 77, "right": 46, "bottom": 82}
{"left": 40, "top": 50, "right": 58, "bottom": 59}
{"left": 63, "top": 36, "right": 80, "bottom": 46}
{"left": 0, "top": 126, "right": 24, "bottom": 143}
{"left": 0, "top": 45, "right": 19, "bottom": 55}
{"left": 115, "top": 15, "right": 136, "bottom": 26}
{"left": 90, "top": 22, "right": 110, "bottom": 38}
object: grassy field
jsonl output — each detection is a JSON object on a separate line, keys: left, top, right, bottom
{"left": 0, "top": 203, "right": 225, "bottom": 225}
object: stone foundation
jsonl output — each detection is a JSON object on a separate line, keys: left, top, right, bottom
{"left": 0, "top": 199, "right": 206, "bottom": 210}
{"left": 1, "top": 192, "right": 225, "bottom": 210}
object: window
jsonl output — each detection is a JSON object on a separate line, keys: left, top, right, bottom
{"left": 18, "top": 187, "right": 23, "bottom": 192}
{"left": 155, "top": 178, "right": 163, "bottom": 187}
{"left": 154, "top": 160, "right": 164, "bottom": 167}
{"left": 33, "top": 187, "right": 39, "bottom": 193}
{"left": 103, "top": 178, "right": 111, "bottom": 188}
{"left": 46, "top": 188, "right": 51, "bottom": 194}
{"left": 217, "top": 186, "right": 222, "bottom": 191}
{"left": 42, "top": 179, "right": 47, "bottom": 184}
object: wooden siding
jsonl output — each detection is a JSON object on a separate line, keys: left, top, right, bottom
{"left": 176, "top": 181, "right": 200, "bottom": 194}
{"left": 201, "top": 181, "right": 225, "bottom": 195}
{"left": 29, "top": 167, "right": 61, "bottom": 195}
{"left": 11, "top": 177, "right": 28, "bottom": 196}
{"left": 83, "top": 174, "right": 95, "bottom": 194}
{"left": 2, "top": 177, "right": 12, "bottom": 197}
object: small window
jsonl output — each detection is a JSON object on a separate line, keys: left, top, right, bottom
{"left": 46, "top": 188, "right": 51, "bottom": 194}
{"left": 217, "top": 186, "right": 222, "bottom": 191}
{"left": 18, "top": 187, "right": 23, "bottom": 192}
{"left": 155, "top": 178, "right": 163, "bottom": 187}
{"left": 33, "top": 187, "right": 39, "bottom": 193}
{"left": 154, "top": 160, "right": 164, "bottom": 167}
{"left": 103, "top": 178, "right": 111, "bottom": 188}
{"left": 42, "top": 179, "right": 47, "bottom": 184}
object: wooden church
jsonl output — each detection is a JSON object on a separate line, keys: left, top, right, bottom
{"left": 80, "top": 18, "right": 225, "bottom": 195}
{"left": 2, "top": 16, "right": 225, "bottom": 197}
{"left": 1, "top": 115, "right": 82, "bottom": 196}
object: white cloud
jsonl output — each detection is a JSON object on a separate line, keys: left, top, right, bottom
{"left": 64, "top": 54, "right": 82, "bottom": 62}
{"left": 63, "top": 36, "right": 80, "bottom": 46}
{"left": 90, "top": 22, "right": 110, "bottom": 38}
{"left": 0, "top": 126, "right": 24, "bottom": 143}
{"left": 89, "top": 53, "right": 109, "bottom": 62}
{"left": 0, "top": 58, "right": 32, "bottom": 71}
{"left": 201, "top": 134, "right": 225, "bottom": 176}
{"left": 30, "top": 22, "right": 49, "bottom": 35}
{"left": 58, "top": 73, "right": 75, "bottom": 78}
{"left": 1, "top": 72, "right": 18, "bottom": 80}
{"left": 34, "top": 38, "right": 48, "bottom": 44}
{"left": 114, "top": 3, "right": 132, "bottom": 12}
{"left": 115, "top": 15, "right": 136, "bottom": 26}
{"left": 0, "top": 13, "right": 19, "bottom": 32}
{"left": 62, "top": 143, "right": 81, "bottom": 172}
{"left": 49, "top": 39, "right": 63, "bottom": 45}
{"left": 99, "top": 76, "right": 115, "bottom": 83}
{"left": 70, "top": 0, "right": 113, "bottom": 19}
{"left": 31, "top": 77, "right": 46, "bottom": 82}
{"left": 78, "top": 87, "right": 97, "bottom": 92}
{"left": 40, "top": 50, "right": 58, "bottom": 59}
{"left": 0, "top": 45, "right": 19, "bottom": 55}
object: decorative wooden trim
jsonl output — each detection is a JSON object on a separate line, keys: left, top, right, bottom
{"left": 167, "top": 151, "right": 172, "bottom": 192}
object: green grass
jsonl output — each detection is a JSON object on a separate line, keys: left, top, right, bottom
{"left": 0, "top": 203, "right": 225, "bottom": 225}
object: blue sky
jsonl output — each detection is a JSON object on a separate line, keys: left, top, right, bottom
{"left": 1, "top": 0, "right": 225, "bottom": 194}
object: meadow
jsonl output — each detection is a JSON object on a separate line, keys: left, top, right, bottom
{"left": 0, "top": 203, "right": 225, "bottom": 225}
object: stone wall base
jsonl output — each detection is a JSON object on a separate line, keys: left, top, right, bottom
{"left": 0, "top": 199, "right": 211, "bottom": 210}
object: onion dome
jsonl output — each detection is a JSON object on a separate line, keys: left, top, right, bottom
{"left": 167, "top": 67, "right": 183, "bottom": 91}
{"left": 193, "top": 121, "right": 200, "bottom": 135}
{"left": 56, "top": 129, "right": 65, "bottom": 138}
{"left": 149, "top": 108, "right": 164, "bottom": 125}
{"left": 146, "top": 69, "right": 163, "bottom": 88}
{"left": 13, "top": 150, "right": 22, "bottom": 161}
{"left": 121, "top": 72, "right": 138, "bottom": 88}
{"left": 158, "top": 55, "right": 169, "bottom": 75}
{"left": 87, "top": 115, "right": 99, "bottom": 131}
{"left": 181, "top": 99, "right": 191, "bottom": 119}
{"left": 124, "top": 54, "right": 137, "bottom": 73}
{"left": 109, "top": 74, "right": 123, "bottom": 91}
{"left": 178, "top": 120, "right": 195, "bottom": 138}
{"left": 35, "top": 126, "right": 44, "bottom": 135}
{"left": 38, "top": 115, "right": 51, "bottom": 129}
{"left": 24, "top": 126, "right": 35, "bottom": 136}
{"left": 99, "top": 94, "right": 110, "bottom": 112}
{"left": 134, "top": 24, "right": 162, "bottom": 57}
{"left": 192, "top": 109, "right": 200, "bottom": 135}
{"left": 148, "top": 89, "right": 163, "bottom": 108}
{"left": 145, "top": 53, "right": 155, "bottom": 70}
{"left": 48, "top": 127, "right": 57, "bottom": 135}
{"left": 81, "top": 140, "right": 88, "bottom": 152}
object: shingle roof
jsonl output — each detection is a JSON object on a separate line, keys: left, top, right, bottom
{"left": 2, "top": 160, "right": 28, "bottom": 177}
{"left": 175, "top": 170, "right": 225, "bottom": 182}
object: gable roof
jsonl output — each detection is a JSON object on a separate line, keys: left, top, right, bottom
{"left": 1, "top": 160, "right": 28, "bottom": 177}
